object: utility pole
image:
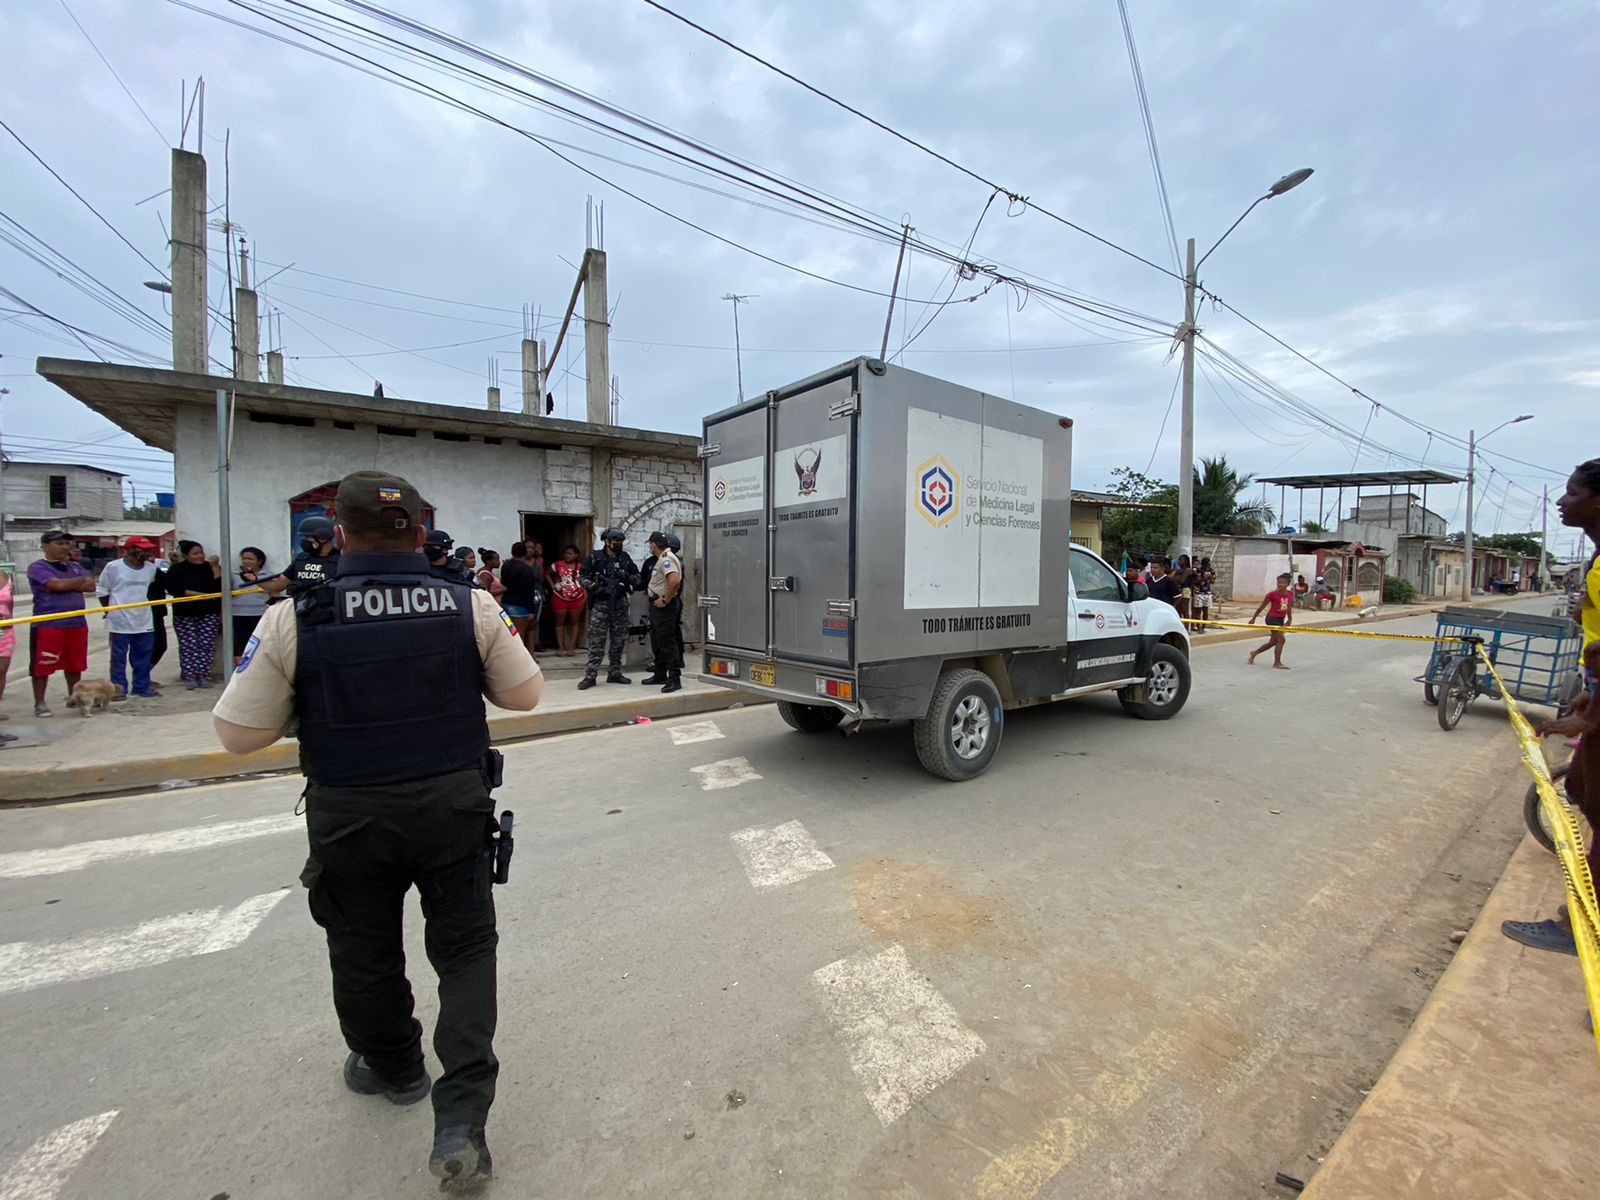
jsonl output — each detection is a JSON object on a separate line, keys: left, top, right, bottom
{"left": 879, "top": 224, "right": 911, "bottom": 361}
{"left": 1175, "top": 236, "right": 1197, "bottom": 560}
{"left": 1461, "top": 429, "right": 1475, "bottom": 601}
{"left": 234, "top": 237, "right": 260, "bottom": 381}
{"left": 1539, "top": 484, "right": 1549, "bottom": 588}
{"left": 170, "top": 148, "right": 208, "bottom": 372}
{"left": 216, "top": 387, "right": 234, "bottom": 668}
{"left": 722, "top": 293, "right": 754, "bottom": 402}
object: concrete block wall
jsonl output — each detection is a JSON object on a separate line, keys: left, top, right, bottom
{"left": 611, "top": 454, "right": 702, "bottom": 559}
{"left": 1195, "top": 535, "right": 1237, "bottom": 599}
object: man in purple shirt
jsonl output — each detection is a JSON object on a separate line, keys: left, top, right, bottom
{"left": 27, "top": 531, "right": 95, "bottom": 717}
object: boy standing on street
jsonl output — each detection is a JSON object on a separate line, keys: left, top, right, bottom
{"left": 97, "top": 537, "right": 161, "bottom": 699}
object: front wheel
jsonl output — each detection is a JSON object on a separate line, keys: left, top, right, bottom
{"left": 1118, "top": 643, "right": 1192, "bottom": 720}
{"left": 912, "top": 668, "right": 1003, "bottom": 781}
{"left": 776, "top": 701, "right": 845, "bottom": 734}
{"left": 1436, "top": 662, "right": 1475, "bottom": 730}
{"left": 1524, "top": 761, "right": 1575, "bottom": 854}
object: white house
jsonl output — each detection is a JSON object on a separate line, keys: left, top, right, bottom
{"left": 36, "top": 359, "right": 703, "bottom": 588}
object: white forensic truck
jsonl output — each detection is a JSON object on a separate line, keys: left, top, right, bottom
{"left": 696, "top": 358, "right": 1191, "bottom": 780}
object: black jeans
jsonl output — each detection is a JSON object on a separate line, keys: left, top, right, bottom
{"left": 647, "top": 599, "right": 684, "bottom": 672}
{"left": 301, "top": 768, "right": 499, "bottom": 1130}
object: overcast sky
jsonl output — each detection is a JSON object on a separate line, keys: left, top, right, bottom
{"left": 1, "top": 0, "right": 1594, "bottom": 543}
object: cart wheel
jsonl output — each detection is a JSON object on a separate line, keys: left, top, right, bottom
{"left": 1524, "top": 761, "right": 1574, "bottom": 854}
{"left": 1422, "top": 681, "right": 1438, "bottom": 706}
{"left": 1436, "top": 663, "right": 1474, "bottom": 731}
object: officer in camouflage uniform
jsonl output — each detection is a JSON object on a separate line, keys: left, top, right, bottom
{"left": 577, "top": 527, "right": 638, "bottom": 689}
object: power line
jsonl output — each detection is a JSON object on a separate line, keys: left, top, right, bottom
{"left": 55, "top": 0, "right": 169, "bottom": 147}
{"left": 1114, "top": 0, "right": 1181, "bottom": 272}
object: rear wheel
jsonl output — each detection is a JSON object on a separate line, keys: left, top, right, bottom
{"left": 1118, "top": 643, "right": 1192, "bottom": 720}
{"left": 1436, "top": 662, "right": 1474, "bottom": 730}
{"left": 1524, "top": 761, "right": 1574, "bottom": 854}
{"left": 913, "top": 668, "right": 1003, "bottom": 781}
{"left": 776, "top": 701, "right": 845, "bottom": 734}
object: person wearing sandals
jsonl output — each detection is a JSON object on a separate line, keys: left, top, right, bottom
{"left": 165, "top": 540, "right": 223, "bottom": 689}
{"left": 1247, "top": 573, "right": 1294, "bottom": 669}
{"left": 1503, "top": 457, "right": 1600, "bottom": 957}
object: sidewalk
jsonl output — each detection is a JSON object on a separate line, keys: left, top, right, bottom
{"left": 1302, "top": 836, "right": 1599, "bottom": 1199}
{"left": 0, "top": 674, "right": 756, "bottom": 804}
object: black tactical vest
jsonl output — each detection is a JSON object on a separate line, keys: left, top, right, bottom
{"left": 294, "top": 552, "right": 487, "bottom": 787}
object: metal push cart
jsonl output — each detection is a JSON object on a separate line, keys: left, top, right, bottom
{"left": 1418, "top": 606, "right": 1584, "bottom": 731}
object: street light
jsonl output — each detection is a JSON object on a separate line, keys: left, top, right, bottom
{"left": 1176, "top": 168, "right": 1314, "bottom": 559}
{"left": 1460, "top": 413, "right": 1533, "bottom": 600}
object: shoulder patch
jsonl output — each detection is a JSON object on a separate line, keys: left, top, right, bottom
{"left": 500, "top": 609, "right": 518, "bottom": 635}
{"left": 235, "top": 633, "right": 261, "bottom": 674}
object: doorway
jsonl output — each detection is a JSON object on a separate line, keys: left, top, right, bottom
{"left": 521, "top": 512, "right": 593, "bottom": 651}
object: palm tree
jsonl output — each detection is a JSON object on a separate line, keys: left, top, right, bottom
{"left": 1193, "top": 455, "right": 1275, "bottom": 535}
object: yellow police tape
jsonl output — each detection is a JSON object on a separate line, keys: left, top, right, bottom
{"left": 1476, "top": 647, "right": 1600, "bottom": 1059}
{"left": 0, "top": 587, "right": 265, "bottom": 631}
{"left": 1191, "top": 618, "right": 1455, "bottom": 643}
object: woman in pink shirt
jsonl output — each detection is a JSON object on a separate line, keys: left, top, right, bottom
{"left": 1248, "top": 572, "right": 1295, "bottom": 669}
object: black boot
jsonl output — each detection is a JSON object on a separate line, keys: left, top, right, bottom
{"left": 606, "top": 671, "right": 632, "bottom": 684}
{"left": 661, "top": 671, "right": 682, "bottom": 694}
{"left": 343, "top": 1053, "right": 431, "bottom": 1106}
{"left": 641, "top": 670, "right": 667, "bottom": 685}
{"left": 430, "top": 1125, "right": 491, "bottom": 1190}
{"left": 577, "top": 675, "right": 597, "bottom": 690}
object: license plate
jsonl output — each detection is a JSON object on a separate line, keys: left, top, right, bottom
{"left": 749, "top": 663, "right": 777, "bottom": 686}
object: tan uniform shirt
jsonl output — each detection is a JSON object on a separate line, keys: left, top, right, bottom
{"left": 647, "top": 550, "right": 682, "bottom": 599}
{"left": 213, "top": 588, "right": 540, "bottom": 733}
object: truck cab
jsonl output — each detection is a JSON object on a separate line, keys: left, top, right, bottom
{"left": 697, "top": 358, "right": 1191, "bottom": 780}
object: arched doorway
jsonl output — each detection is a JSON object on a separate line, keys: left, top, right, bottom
{"left": 289, "top": 481, "right": 434, "bottom": 550}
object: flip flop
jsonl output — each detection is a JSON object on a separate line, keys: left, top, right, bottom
{"left": 1500, "top": 919, "right": 1578, "bottom": 956}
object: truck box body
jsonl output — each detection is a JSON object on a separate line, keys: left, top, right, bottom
{"left": 700, "top": 359, "right": 1072, "bottom": 716}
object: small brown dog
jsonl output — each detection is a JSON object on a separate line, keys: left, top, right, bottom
{"left": 65, "top": 679, "right": 118, "bottom": 717}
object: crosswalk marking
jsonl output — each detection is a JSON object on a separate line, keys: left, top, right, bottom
{"left": 690, "top": 756, "right": 762, "bottom": 791}
{"left": 730, "top": 820, "right": 835, "bottom": 889}
{"left": 0, "top": 890, "right": 289, "bottom": 997}
{"left": 0, "top": 814, "right": 299, "bottom": 881}
{"left": 0, "top": 1111, "right": 117, "bottom": 1200}
{"left": 668, "top": 719, "right": 725, "bottom": 746}
{"left": 813, "top": 943, "right": 986, "bottom": 1126}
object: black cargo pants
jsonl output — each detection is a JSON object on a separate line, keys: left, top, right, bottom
{"left": 647, "top": 598, "right": 684, "bottom": 672}
{"left": 301, "top": 768, "right": 499, "bottom": 1130}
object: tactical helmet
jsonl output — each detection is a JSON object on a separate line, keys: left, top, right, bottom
{"left": 299, "top": 516, "right": 335, "bottom": 539}
{"left": 601, "top": 527, "right": 625, "bottom": 542}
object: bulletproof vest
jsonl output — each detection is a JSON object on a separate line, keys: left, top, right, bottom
{"left": 289, "top": 550, "right": 340, "bottom": 595}
{"left": 294, "top": 552, "right": 486, "bottom": 787}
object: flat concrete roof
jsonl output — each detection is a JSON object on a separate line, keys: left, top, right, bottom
{"left": 1257, "top": 470, "right": 1464, "bottom": 488}
{"left": 35, "top": 359, "right": 702, "bottom": 460}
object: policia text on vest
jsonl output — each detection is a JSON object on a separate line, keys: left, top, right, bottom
{"left": 212, "top": 470, "right": 543, "bottom": 1189}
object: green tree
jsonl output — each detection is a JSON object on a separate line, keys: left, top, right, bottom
{"left": 1444, "top": 531, "right": 1543, "bottom": 559}
{"left": 124, "top": 499, "right": 172, "bottom": 521}
{"left": 1101, "top": 468, "right": 1177, "bottom": 556}
{"left": 1193, "top": 455, "right": 1275, "bottom": 535}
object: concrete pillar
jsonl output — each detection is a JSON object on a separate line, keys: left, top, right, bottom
{"left": 591, "top": 449, "right": 613, "bottom": 530}
{"left": 170, "top": 149, "right": 208, "bottom": 373}
{"left": 583, "top": 250, "right": 610, "bottom": 425}
{"left": 487, "top": 386, "right": 501, "bottom": 412}
{"left": 234, "top": 287, "right": 260, "bottom": 380}
{"left": 521, "top": 338, "right": 538, "bottom": 414}
{"left": 265, "top": 350, "right": 284, "bottom": 384}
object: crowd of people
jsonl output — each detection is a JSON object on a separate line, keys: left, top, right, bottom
{"left": 0, "top": 521, "right": 690, "bottom": 731}
{"left": 1120, "top": 552, "right": 1216, "bottom": 631}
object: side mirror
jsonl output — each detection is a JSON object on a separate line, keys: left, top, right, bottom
{"left": 1128, "top": 581, "right": 1150, "bottom": 601}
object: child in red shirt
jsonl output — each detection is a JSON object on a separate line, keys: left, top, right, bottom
{"left": 1248, "top": 573, "right": 1295, "bottom": 669}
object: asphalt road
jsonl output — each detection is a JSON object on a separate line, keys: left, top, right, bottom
{"left": 0, "top": 598, "right": 1557, "bottom": 1199}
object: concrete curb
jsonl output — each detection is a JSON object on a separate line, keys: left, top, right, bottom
{"left": 0, "top": 688, "right": 767, "bottom": 805}
{"left": 1301, "top": 834, "right": 1597, "bottom": 1198}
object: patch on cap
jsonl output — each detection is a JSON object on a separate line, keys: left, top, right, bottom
{"left": 378, "top": 487, "right": 402, "bottom": 504}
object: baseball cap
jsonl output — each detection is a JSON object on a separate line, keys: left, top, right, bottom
{"left": 40, "top": 530, "right": 70, "bottom": 544}
{"left": 332, "top": 471, "right": 424, "bottom": 534}
{"left": 124, "top": 536, "right": 158, "bottom": 552}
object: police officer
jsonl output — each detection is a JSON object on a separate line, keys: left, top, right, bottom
{"left": 212, "top": 471, "right": 542, "bottom": 1189}
{"left": 577, "top": 527, "right": 638, "bottom": 690}
{"left": 641, "top": 531, "right": 684, "bottom": 693}
{"left": 259, "top": 515, "right": 339, "bottom": 599}
{"left": 425, "top": 529, "right": 476, "bottom": 586}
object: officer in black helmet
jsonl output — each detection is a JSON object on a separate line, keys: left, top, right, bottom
{"left": 577, "top": 526, "right": 638, "bottom": 689}
{"left": 212, "top": 470, "right": 542, "bottom": 1189}
{"left": 259, "top": 515, "right": 340, "bottom": 599}
{"left": 423, "top": 528, "right": 472, "bottom": 586}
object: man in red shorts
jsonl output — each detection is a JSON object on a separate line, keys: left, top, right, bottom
{"left": 26, "top": 530, "right": 96, "bottom": 717}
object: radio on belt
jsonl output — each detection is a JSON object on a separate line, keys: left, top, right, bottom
{"left": 697, "top": 357, "right": 1193, "bottom": 782}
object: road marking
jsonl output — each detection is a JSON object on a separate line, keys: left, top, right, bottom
{"left": 668, "top": 719, "right": 725, "bottom": 746}
{"left": 0, "top": 814, "right": 299, "bottom": 880}
{"left": 690, "top": 756, "right": 762, "bottom": 791}
{"left": 0, "top": 1110, "right": 117, "bottom": 1200}
{"left": 812, "top": 943, "right": 986, "bottom": 1126}
{"left": 0, "top": 890, "right": 289, "bottom": 997}
{"left": 730, "top": 819, "right": 834, "bottom": 889}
